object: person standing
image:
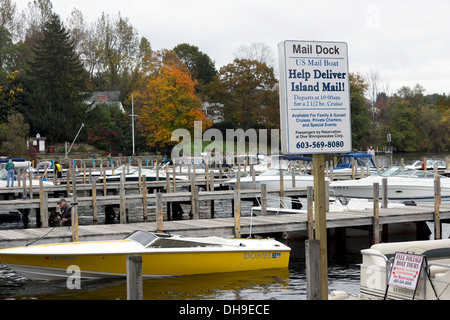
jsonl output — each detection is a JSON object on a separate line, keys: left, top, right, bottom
{"left": 55, "top": 161, "right": 62, "bottom": 185}
{"left": 367, "top": 145, "right": 375, "bottom": 156}
{"left": 5, "top": 159, "right": 15, "bottom": 187}
{"left": 57, "top": 198, "right": 72, "bottom": 226}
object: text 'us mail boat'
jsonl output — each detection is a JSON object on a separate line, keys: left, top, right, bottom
{"left": 0, "top": 231, "right": 290, "bottom": 281}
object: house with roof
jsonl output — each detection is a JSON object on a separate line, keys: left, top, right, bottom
{"left": 84, "top": 91, "right": 125, "bottom": 112}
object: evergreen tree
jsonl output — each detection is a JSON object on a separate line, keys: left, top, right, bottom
{"left": 23, "top": 13, "right": 87, "bottom": 143}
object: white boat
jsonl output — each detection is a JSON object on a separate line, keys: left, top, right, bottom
{"left": 79, "top": 164, "right": 139, "bottom": 178}
{"left": 360, "top": 239, "right": 450, "bottom": 300}
{"left": 332, "top": 153, "right": 379, "bottom": 179}
{"left": 99, "top": 168, "right": 188, "bottom": 182}
{"left": 224, "top": 155, "right": 314, "bottom": 190}
{"left": 405, "top": 159, "right": 447, "bottom": 173}
{"left": 330, "top": 166, "right": 450, "bottom": 204}
{"left": 0, "top": 172, "right": 55, "bottom": 188}
{"left": 250, "top": 197, "right": 407, "bottom": 216}
{"left": 0, "top": 231, "right": 291, "bottom": 280}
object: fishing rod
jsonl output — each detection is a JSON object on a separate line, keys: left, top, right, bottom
{"left": 25, "top": 203, "right": 78, "bottom": 247}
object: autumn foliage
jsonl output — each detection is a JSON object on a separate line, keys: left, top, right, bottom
{"left": 133, "top": 52, "right": 210, "bottom": 147}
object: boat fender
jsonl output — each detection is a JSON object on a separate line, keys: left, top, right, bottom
{"left": 239, "top": 243, "right": 246, "bottom": 247}
{"left": 402, "top": 200, "right": 417, "bottom": 206}
{"left": 329, "top": 291, "right": 349, "bottom": 300}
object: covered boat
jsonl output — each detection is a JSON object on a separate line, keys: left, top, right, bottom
{"left": 0, "top": 231, "right": 290, "bottom": 280}
{"left": 360, "top": 239, "right": 450, "bottom": 300}
{"left": 332, "top": 153, "right": 378, "bottom": 179}
{"left": 224, "top": 155, "right": 313, "bottom": 190}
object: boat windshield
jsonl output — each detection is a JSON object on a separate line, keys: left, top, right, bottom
{"left": 148, "top": 238, "right": 221, "bottom": 248}
{"left": 379, "top": 166, "right": 441, "bottom": 179}
{"left": 126, "top": 231, "right": 159, "bottom": 246}
{"left": 259, "top": 169, "right": 305, "bottom": 177}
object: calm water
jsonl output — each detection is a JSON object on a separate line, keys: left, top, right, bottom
{"left": 0, "top": 152, "right": 448, "bottom": 300}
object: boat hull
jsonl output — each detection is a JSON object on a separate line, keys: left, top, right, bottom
{"left": 331, "top": 177, "right": 450, "bottom": 203}
{"left": 0, "top": 239, "right": 290, "bottom": 280}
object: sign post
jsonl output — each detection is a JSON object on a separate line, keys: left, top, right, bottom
{"left": 278, "top": 40, "right": 351, "bottom": 300}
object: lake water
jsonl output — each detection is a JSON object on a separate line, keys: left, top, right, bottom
{"left": 0, "top": 152, "right": 448, "bottom": 300}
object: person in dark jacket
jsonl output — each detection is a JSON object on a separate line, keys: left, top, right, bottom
{"left": 57, "top": 199, "right": 72, "bottom": 226}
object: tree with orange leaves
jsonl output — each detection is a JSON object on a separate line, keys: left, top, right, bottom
{"left": 133, "top": 50, "right": 210, "bottom": 148}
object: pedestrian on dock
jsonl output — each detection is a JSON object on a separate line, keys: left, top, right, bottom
{"left": 5, "top": 159, "right": 15, "bottom": 187}
{"left": 57, "top": 199, "right": 72, "bottom": 226}
{"left": 55, "top": 161, "right": 62, "bottom": 185}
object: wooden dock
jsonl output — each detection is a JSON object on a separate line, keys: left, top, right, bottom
{"left": 0, "top": 203, "right": 448, "bottom": 249}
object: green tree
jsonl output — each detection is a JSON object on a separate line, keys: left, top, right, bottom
{"left": 85, "top": 103, "right": 128, "bottom": 154}
{"left": 0, "top": 112, "right": 29, "bottom": 157}
{"left": 348, "top": 73, "right": 370, "bottom": 149}
{"left": 206, "top": 59, "right": 278, "bottom": 130}
{"left": 173, "top": 43, "right": 216, "bottom": 94}
{"left": 23, "top": 13, "right": 87, "bottom": 143}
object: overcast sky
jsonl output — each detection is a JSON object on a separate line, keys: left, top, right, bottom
{"left": 14, "top": 0, "right": 450, "bottom": 95}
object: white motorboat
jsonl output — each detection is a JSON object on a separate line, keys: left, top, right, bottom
{"left": 0, "top": 231, "right": 290, "bottom": 280}
{"left": 224, "top": 155, "right": 314, "bottom": 190}
{"left": 79, "top": 164, "right": 139, "bottom": 178}
{"left": 98, "top": 168, "right": 188, "bottom": 182}
{"left": 0, "top": 172, "right": 55, "bottom": 188}
{"left": 330, "top": 166, "right": 450, "bottom": 204}
{"left": 250, "top": 196, "right": 407, "bottom": 216}
{"left": 405, "top": 159, "right": 447, "bottom": 173}
{"left": 332, "top": 153, "right": 379, "bottom": 179}
{"left": 360, "top": 239, "right": 450, "bottom": 300}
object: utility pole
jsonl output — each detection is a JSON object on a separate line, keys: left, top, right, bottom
{"left": 130, "top": 93, "right": 137, "bottom": 156}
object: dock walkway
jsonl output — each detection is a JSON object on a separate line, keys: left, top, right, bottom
{"left": 0, "top": 203, "right": 448, "bottom": 248}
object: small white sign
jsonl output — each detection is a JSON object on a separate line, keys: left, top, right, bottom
{"left": 278, "top": 40, "right": 351, "bottom": 154}
{"left": 388, "top": 252, "right": 424, "bottom": 291}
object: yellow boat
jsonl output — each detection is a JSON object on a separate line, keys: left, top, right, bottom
{"left": 0, "top": 231, "right": 290, "bottom": 280}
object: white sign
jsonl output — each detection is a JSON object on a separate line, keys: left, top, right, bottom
{"left": 388, "top": 252, "right": 424, "bottom": 291}
{"left": 278, "top": 40, "right": 351, "bottom": 154}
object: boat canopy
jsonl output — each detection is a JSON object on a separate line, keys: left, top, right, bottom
{"left": 279, "top": 155, "right": 312, "bottom": 162}
{"left": 335, "top": 153, "right": 376, "bottom": 169}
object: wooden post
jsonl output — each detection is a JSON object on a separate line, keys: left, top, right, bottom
{"left": 156, "top": 192, "right": 163, "bottom": 233}
{"left": 92, "top": 180, "right": 97, "bottom": 225}
{"left": 103, "top": 170, "right": 107, "bottom": 196}
{"left": 120, "top": 172, "right": 126, "bottom": 224}
{"left": 234, "top": 189, "right": 241, "bottom": 238}
{"left": 261, "top": 184, "right": 267, "bottom": 216}
{"left": 305, "top": 239, "right": 321, "bottom": 300}
{"left": 205, "top": 163, "right": 210, "bottom": 191}
{"left": 291, "top": 165, "right": 296, "bottom": 188}
{"left": 307, "top": 186, "right": 314, "bottom": 240}
{"left": 251, "top": 165, "right": 256, "bottom": 189}
{"left": 172, "top": 164, "right": 176, "bottom": 192}
{"left": 71, "top": 173, "right": 78, "bottom": 242}
{"left": 22, "top": 175, "right": 27, "bottom": 199}
{"left": 312, "top": 154, "right": 327, "bottom": 300}
{"left": 191, "top": 186, "right": 199, "bottom": 220}
{"left": 29, "top": 172, "right": 33, "bottom": 199}
{"left": 373, "top": 182, "right": 380, "bottom": 244}
{"left": 382, "top": 178, "right": 388, "bottom": 208}
{"left": 142, "top": 176, "right": 148, "bottom": 222}
{"left": 280, "top": 168, "right": 284, "bottom": 208}
{"left": 39, "top": 178, "right": 48, "bottom": 228}
{"left": 434, "top": 176, "right": 441, "bottom": 240}
{"left": 126, "top": 255, "right": 143, "bottom": 300}
{"left": 236, "top": 165, "right": 241, "bottom": 190}
{"left": 138, "top": 160, "right": 142, "bottom": 192}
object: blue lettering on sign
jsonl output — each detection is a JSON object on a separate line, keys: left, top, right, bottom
{"left": 244, "top": 252, "right": 282, "bottom": 259}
